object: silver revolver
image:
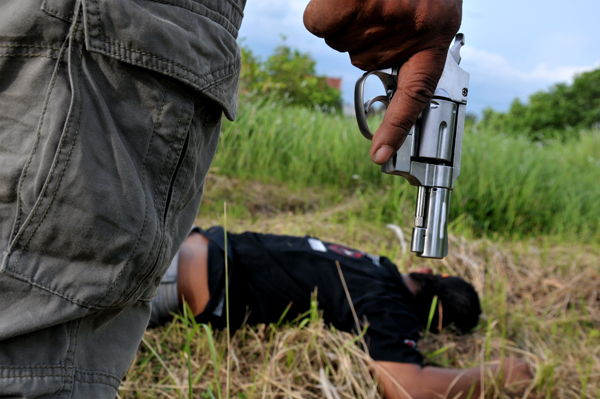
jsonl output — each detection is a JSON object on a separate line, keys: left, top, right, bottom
{"left": 354, "top": 34, "right": 469, "bottom": 259}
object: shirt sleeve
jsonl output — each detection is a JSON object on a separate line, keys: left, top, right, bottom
{"left": 353, "top": 283, "right": 424, "bottom": 365}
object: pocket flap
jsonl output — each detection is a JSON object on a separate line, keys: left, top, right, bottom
{"left": 82, "top": 0, "right": 244, "bottom": 120}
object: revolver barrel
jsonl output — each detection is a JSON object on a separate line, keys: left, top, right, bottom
{"left": 383, "top": 96, "right": 463, "bottom": 258}
{"left": 411, "top": 186, "right": 451, "bottom": 258}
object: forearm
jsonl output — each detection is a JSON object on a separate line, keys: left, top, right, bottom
{"left": 376, "top": 358, "right": 531, "bottom": 399}
{"left": 417, "top": 365, "right": 487, "bottom": 399}
{"left": 376, "top": 363, "right": 481, "bottom": 399}
{"left": 176, "top": 232, "right": 211, "bottom": 316}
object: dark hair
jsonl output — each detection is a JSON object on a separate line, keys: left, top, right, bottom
{"left": 408, "top": 273, "right": 481, "bottom": 334}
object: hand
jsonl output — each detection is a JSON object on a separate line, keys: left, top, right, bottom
{"left": 303, "top": 0, "right": 462, "bottom": 164}
{"left": 491, "top": 357, "right": 534, "bottom": 386}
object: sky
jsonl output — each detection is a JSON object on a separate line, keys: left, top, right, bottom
{"left": 237, "top": 0, "right": 600, "bottom": 116}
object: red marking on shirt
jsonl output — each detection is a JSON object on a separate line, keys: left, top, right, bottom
{"left": 403, "top": 339, "right": 418, "bottom": 349}
{"left": 328, "top": 244, "right": 365, "bottom": 259}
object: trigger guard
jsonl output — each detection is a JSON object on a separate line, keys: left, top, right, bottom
{"left": 355, "top": 68, "right": 398, "bottom": 141}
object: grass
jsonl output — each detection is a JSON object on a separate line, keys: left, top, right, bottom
{"left": 212, "top": 101, "right": 600, "bottom": 241}
{"left": 120, "top": 102, "right": 600, "bottom": 398}
{"left": 120, "top": 175, "right": 600, "bottom": 399}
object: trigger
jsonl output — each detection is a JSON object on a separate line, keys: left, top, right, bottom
{"left": 364, "top": 95, "right": 389, "bottom": 115}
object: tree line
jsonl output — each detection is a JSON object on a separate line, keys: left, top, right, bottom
{"left": 479, "top": 68, "right": 600, "bottom": 141}
{"left": 238, "top": 41, "right": 599, "bottom": 141}
{"left": 239, "top": 39, "right": 342, "bottom": 113}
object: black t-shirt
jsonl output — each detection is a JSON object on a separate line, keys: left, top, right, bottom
{"left": 195, "top": 226, "right": 423, "bottom": 365}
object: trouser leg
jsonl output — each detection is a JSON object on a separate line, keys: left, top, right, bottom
{"left": 0, "top": 1, "right": 223, "bottom": 397}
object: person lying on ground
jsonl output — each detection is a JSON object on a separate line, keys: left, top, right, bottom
{"left": 149, "top": 226, "right": 533, "bottom": 399}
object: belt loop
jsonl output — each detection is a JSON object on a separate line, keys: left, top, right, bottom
{"left": 41, "top": 0, "right": 78, "bottom": 23}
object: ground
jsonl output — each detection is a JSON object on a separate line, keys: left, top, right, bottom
{"left": 119, "top": 175, "right": 600, "bottom": 399}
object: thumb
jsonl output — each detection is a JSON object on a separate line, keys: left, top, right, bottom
{"left": 370, "top": 47, "right": 448, "bottom": 164}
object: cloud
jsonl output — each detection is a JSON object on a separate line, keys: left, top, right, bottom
{"left": 460, "top": 46, "right": 599, "bottom": 113}
{"left": 244, "top": 0, "right": 291, "bottom": 19}
{"left": 462, "top": 46, "right": 598, "bottom": 84}
{"left": 528, "top": 63, "right": 597, "bottom": 82}
{"left": 238, "top": 2, "right": 599, "bottom": 114}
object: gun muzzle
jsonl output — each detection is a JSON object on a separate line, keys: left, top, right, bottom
{"left": 411, "top": 186, "right": 450, "bottom": 258}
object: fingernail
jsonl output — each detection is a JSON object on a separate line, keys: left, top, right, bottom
{"left": 372, "top": 145, "right": 394, "bottom": 164}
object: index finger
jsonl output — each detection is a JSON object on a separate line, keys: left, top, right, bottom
{"left": 370, "top": 47, "right": 448, "bottom": 164}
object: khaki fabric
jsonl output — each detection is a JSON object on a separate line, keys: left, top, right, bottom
{"left": 0, "top": 0, "right": 244, "bottom": 397}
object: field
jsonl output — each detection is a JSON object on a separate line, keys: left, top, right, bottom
{"left": 120, "top": 103, "right": 600, "bottom": 398}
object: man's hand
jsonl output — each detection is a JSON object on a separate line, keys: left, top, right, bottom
{"left": 303, "top": 0, "right": 462, "bottom": 164}
{"left": 493, "top": 356, "right": 534, "bottom": 387}
{"left": 375, "top": 357, "right": 533, "bottom": 399}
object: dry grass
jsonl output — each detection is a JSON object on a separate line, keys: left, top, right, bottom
{"left": 121, "top": 314, "right": 380, "bottom": 399}
{"left": 121, "top": 177, "right": 600, "bottom": 399}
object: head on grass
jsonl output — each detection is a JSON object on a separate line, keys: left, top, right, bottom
{"left": 409, "top": 272, "right": 481, "bottom": 334}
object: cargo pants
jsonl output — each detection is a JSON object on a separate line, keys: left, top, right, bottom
{"left": 0, "top": 0, "right": 244, "bottom": 397}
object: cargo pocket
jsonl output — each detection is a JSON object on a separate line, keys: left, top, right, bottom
{"left": 83, "top": 0, "right": 243, "bottom": 120}
{"left": 2, "top": 0, "right": 241, "bottom": 309}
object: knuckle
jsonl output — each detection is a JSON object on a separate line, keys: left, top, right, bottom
{"left": 350, "top": 48, "right": 396, "bottom": 71}
{"left": 305, "top": 23, "right": 326, "bottom": 38}
{"left": 350, "top": 57, "right": 370, "bottom": 71}
{"left": 387, "top": 122, "right": 414, "bottom": 146}
{"left": 414, "top": 0, "right": 463, "bottom": 34}
{"left": 443, "top": 1, "right": 463, "bottom": 33}
{"left": 302, "top": 4, "right": 326, "bottom": 37}
{"left": 325, "top": 37, "right": 348, "bottom": 53}
{"left": 379, "top": 120, "right": 413, "bottom": 150}
{"left": 401, "top": 75, "right": 438, "bottom": 105}
{"left": 303, "top": 19, "right": 325, "bottom": 38}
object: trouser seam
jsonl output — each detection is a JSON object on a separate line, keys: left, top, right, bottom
{"left": 9, "top": 35, "right": 69, "bottom": 246}
{"left": 0, "top": 54, "right": 59, "bottom": 59}
{"left": 73, "top": 377, "right": 120, "bottom": 388}
{"left": 0, "top": 374, "right": 71, "bottom": 378}
{"left": 0, "top": 366, "right": 68, "bottom": 369}
{"left": 74, "top": 369, "right": 121, "bottom": 388}
{"left": 145, "top": 0, "right": 240, "bottom": 37}
{"left": 0, "top": 369, "right": 120, "bottom": 388}
{"left": 164, "top": 95, "right": 194, "bottom": 219}
{"left": 75, "top": 369, "right": 120, "bottom": 379}
{"left": 85, "top": 0, "right": 240, "bottom": 86}
{"left": 10, "top": 11, "right": 83, "bottom": 273}
{"left": 53, "top": 317, "right": 80, "bottom": 399}
{"left": 0, "top": 43, "right": 62, "bottom": 50}
{"left": 153, "top": 93, "right": 188, "bottom": 222}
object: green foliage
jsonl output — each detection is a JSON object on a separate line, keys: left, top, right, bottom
{"left": 214, "top": 101, "right": 600, "bottom": 241}
{"left": 481, "top": 68, "right": 600, "bottom": 141}
{"left": 239, "top": 39, "right": 342, "bottom": 113}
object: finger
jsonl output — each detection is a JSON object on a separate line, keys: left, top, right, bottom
{"left": 347, "top": 36, "right": 426, "bottom": 70}
{"left": 370, "top": 46, "right": 448, "bottom": 164}
{"left": 324, "top": 26, "right": 384, "bottom": 54}
{"left": 303, "top": 0, "right": 358, "bottom": 38}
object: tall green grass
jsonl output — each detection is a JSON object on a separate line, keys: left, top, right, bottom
{"left": 214, "top": 101, "right": 600, "bottom": 241}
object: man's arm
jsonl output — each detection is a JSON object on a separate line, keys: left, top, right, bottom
{"left": 374, "top": 358, "right": 533, "bottom": 399}
{"left": 303, "top": 0, "right": 462, "bottom": 165}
